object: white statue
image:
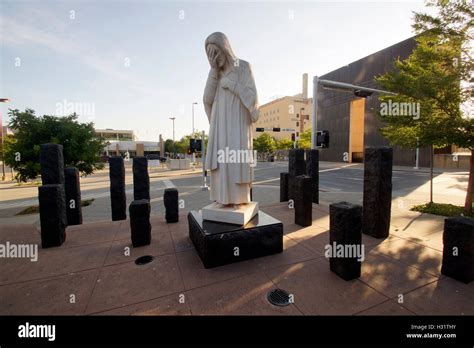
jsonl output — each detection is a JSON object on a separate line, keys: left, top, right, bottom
{"left": 203, "top": 32, "right": 259, "bottom": 208}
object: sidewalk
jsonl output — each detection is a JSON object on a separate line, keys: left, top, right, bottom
{"left": 1, "top": 202, "right": 472, "bottom": 315}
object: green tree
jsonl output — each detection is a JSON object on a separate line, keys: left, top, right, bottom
{"left": 166, "top": 131, "right": 208, "bottom": 156}
{"left": 297, "top": 128, "right": 312, "bottom": 149}
{"left": 164, "top": 139, "right": 174, "bottom": 154}
{"left": 253, "top": 133, "right": 276, "bottom": 156}
{"left": 5, "top": 109, "right": 106, "bottom": 182}
{"left": 376, "top": 0, "right": 473, "bottom": 213}
{"left": 275, "top": 138, "right": 294, "bottom": 150}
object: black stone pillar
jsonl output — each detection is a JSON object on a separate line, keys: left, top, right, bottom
{"left": 362, "top": 147, "right": 393, "bottom": 239}
{"left": 441, "top": 217, "right": 473, "bottom": 283}
{"left": 129, "top": 199, "right": 152, "bottom": 247}
{"left": 109, "top": 156, "right": 126, "bottom": 221}
{"left": 288, "top": 149, "right": 305, "bottom": 200}
{"left": 294, "top": 175, "right": 312, "bottom": 227}
{"left": 164, "top": 188, "right": 179, "bottom": 223}
{"left": 329, "top": 202, "right": 363, "bottom": 281}
{"left": 64, "top": 167, "right": 82, "bottom": 225}
{"left": 40, "top": 144, "right": 65, "bottom": 185}
{"left": 280, "top": 172, "right": 289, "bottom": 202}
{"left": 133, "top": 156, "right": 150, "bottom": 201}
{"left": 38, "top": 184, "right": 67, "bottom": 248}
{"left": 306, "top": 149, "right": 319, "bottom": 204}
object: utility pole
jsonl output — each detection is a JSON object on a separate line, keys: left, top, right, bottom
{"left": 201, "top": 130, "right": 209, "bottom": 191}
{"left": 169, "top": 117, "right": 176, "bottom": 158}
{"left": 192, "top": 102, "right": 198, "bottom": 166}
{"left": 192, "top": 102, "right": 198, "bottom": 135}
{"left": 0, "top": 98, "right": 10, "bottom": 181}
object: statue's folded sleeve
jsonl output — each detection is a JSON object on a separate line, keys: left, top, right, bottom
{"left": 203, "top": 69, "right": 219, "bottom": 121}
{"left": 230, "top": 63, "right": 260, "bottom": 123}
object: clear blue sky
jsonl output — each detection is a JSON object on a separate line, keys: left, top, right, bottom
{"left": 0, "top": 0, "right": 431, "bottom": 141}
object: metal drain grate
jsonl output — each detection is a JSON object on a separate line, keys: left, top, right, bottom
{"left": 267, "top": 288, "right": 291, "bottom": 307}
{"left": 135, "top": 255, "right": 154, "bottom": 265}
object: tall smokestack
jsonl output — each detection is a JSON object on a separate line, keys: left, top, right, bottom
{"left": 302, "top": 73, "right": 308, "bottom": 100}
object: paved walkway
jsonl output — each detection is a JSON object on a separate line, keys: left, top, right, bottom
{"left": 0, "top": 202, "right": 472, "bottom": 315}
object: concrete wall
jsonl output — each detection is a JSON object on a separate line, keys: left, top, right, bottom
{"left": 317, "top": 36, "right": 432, "bottom": 167}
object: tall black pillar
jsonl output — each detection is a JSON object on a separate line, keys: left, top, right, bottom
{"left": 133, "top": 156, "right": 150, "bottom": 201}
{"left": 130, "top": 199, "right": 152, "bottom": 247}
{"left": 441, "top": 217, "right": 473, "bottom": 283}
{"left": 109, "top": 156, "right": 126, "bottom": 221}
{"left": 294, "top": 175, "right": 312, "bottom": 227}
{"left": 280, "top": 172, "right": 289, "bottom": 202}
{"left": 288, "top": 149, "right": 305, "bottom": 200}
{"left": 329, "top": 202, "right": 363, "bottom": 281}
{"left": 64, "top": 167, "right": 82, "bottom": 225}
{"left": 39, "top": 184, "right": 67, "bottom": 248}
{"left": 164, "top": 188, "right": 179, "bottom": 223}
{"left": 40, "top": 143, "right": 65, "bottom": 185}
{"left": 362, "top": 147, "right": 393, "bottom": 239}
{"left": 306, "top": 149, "right": 319, "bottom": 204}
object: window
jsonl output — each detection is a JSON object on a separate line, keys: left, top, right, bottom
{"left": 296, "top": 122, "right": 299, "bottom": 127}
{"left": 296, "top": 132, "right": 299, "bottom": 137}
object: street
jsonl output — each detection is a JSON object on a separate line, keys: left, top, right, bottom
{"left": 0, "top": 161, "right": 468, "bottom": 226}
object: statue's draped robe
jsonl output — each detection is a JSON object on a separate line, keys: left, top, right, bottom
{"left": 203, "top": 60, "right": 259, "bottom": 205}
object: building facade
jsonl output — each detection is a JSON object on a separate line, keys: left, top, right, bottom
{"left": 254, "top": 74, "right": 313, "bottom": 141}
{"left": 95, "top": 129, "right": 161, "bottom": 157}
{"left": 317, "top": 36, "right": 432, "bottom": 167}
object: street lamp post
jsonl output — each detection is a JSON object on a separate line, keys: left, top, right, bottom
{"left": 192, "top": 102, "right": 198, "bottom": 135}
{"left": 169, "top": 117, "right": 176, "bottom": 158}
{"left": 0, "top": 98, "right": 10, "bottom": 181}
{"left": 192, "top": 102, "right": 198, "bottom": 166}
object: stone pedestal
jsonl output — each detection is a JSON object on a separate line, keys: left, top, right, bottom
{"left": 441, "top": 217, "right": 473, "bottom": 283}
{"left": 202, "top": 202, "right": 259, "bottom": 226}
{"left": 133, "top": 156, "right": 150, "bottom": 201}
{"left": 329, "top": 202, "right": 362, "bottom": 281}
{"left": 362, "top": 147, "right": 392, "bottom": 239}
{"left": 280, "top": 172, "right": 289, "bottom": 202}
{"left": 40, "top": 144, "right": 65, "bottom": 185}
{"left": 64, "top": 167, "right": 82, "bottom": 225}
{"left": 109, "top": 156, "right": 127, "bottom": 221}
{"left": 306, "top": 149, "right": 319, "bottom": 204}
{"left": 295, "top": 175, "right": 312, "bottom": 227}
{"left": 188, "top": 210, "right": 283, "bottom": 268}
{"left": 39, "top": 184, "right": 67, "bottom": 248}
{"left": 288, "top": 149, "right": 305, "bottom": 200}
{"left": 164, "top": 188, "right": 179, "bottom": 223}
{"left": 129, "top": 199, "right": 151, "bottom": 247}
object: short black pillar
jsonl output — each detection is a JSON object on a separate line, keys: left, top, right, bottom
{"left": 306, "top": 149, "right": 319, "bottom": 204}
{"left": 129, "top": 199, "right": 151, "bottom": 247}
{"left": 38, "top": 184, "right": 67, "bottom": 248}
{"left": 288, "top": 149, "right": 305, "bottom": 200}
{"left": 109, "top": 156, "right": 126, "bottom": 221}
{"left": 294, "top": 175, "right": 312, "bottom": 227}
{"left": 329, "top": 202, "right": 363, "bottom": 281}
{"left": 164, "top": 188, "right": 179, "bottom": 223}
{"left": 280, "top": 172, "right": 289, "bottom": 202}
{"left": 64, "top": 167, "right": 82, "bottom": 225}
{"left": 133, "top": 156, "right": 150, "bottom": 201}
{"left": 362, "top": 147, "right": 393, "bottom": 239}
{"left": 40, "top": 143, "right": 65, "bottom": 185}
{"left": 441, "top": 217, "right": 473, "bottom": 283}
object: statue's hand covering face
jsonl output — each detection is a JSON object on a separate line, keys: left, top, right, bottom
{"left": 203, "top": 32, "right": 260, "bottom": 205}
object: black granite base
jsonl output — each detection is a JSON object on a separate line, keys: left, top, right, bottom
{"left": 188, "top": 211, "right": 283, "bottom": 268}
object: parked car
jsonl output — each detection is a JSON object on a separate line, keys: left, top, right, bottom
{"left": 146, "top": 154, "right": 167, "bottom": 162}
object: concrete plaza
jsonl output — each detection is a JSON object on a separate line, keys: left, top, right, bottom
{"left": 1, "top": 202, "right": 472, "bottom": 315}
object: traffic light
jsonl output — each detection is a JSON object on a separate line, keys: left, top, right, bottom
{"left": 189, "top": 138, "right": 202, "bottom": 153}
{"left": 256, "top": 127, "right": 264, "bottom": 132}
{"left": 317, "top": 130, "right": 329, "bottom": 148}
